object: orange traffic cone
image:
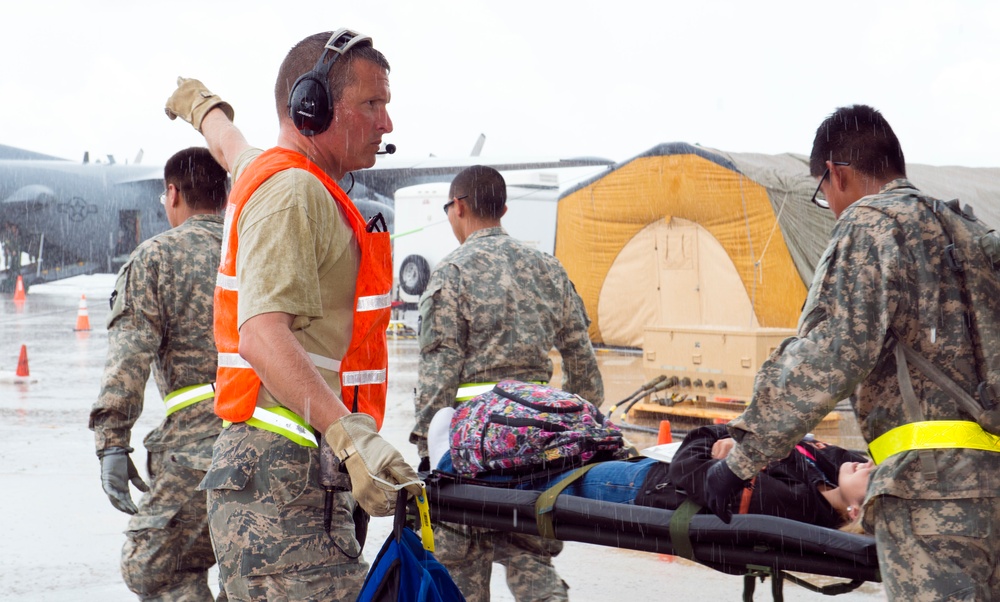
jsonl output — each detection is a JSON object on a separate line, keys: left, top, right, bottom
{"left": 13, "top": 275, "right": 26, "bottom": 302}
{"left": 16, "top": 345, "right": 29, "bottom": 377}
{"left": 74, "top": 294, "right": 91, "bottom": 331}
{"left": 657, "top": 420, "right": 673, "bottom": 445}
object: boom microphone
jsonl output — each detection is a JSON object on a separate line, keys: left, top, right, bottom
{"left": 377, "top": 143, "right": 396, "bottom": 155}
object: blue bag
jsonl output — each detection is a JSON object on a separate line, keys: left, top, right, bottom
{"left": 357, "top": 490, "right": 465, "bottom": 602}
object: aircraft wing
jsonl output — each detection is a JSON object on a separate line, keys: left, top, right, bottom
{"left": 354, "top": 155, "right": 614, "bottom": 199}
{"left": 0, "top": 144, "right": 68, "bottom": 161}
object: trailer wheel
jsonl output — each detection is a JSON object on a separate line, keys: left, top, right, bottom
{"left": 399, "top": 254, "right": 431, "bottom": 296}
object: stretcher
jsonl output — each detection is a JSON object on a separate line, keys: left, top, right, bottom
{"left": 422, "top": 471, "right": 881, "bottom": 602}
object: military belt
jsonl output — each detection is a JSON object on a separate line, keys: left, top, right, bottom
{"left": 455, "top": 381, "right": 546, "bottom": 402}
{"left": 163, "top": 383, "right": 215, "bottom": 416}
{"left": 868, "top": 420, "right": 1000, "bottom": 464}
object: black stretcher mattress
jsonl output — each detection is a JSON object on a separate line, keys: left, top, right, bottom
{"left": 423, "top": 472, "right": 881, "bottom": 583}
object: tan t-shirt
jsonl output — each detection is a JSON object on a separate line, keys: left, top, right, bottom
{"left": 232, "top": 148, "right": 360, "bottom": 400}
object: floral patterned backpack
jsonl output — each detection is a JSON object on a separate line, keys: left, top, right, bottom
{"left": 449, "top": 380, "right": 627, "bottom": 479}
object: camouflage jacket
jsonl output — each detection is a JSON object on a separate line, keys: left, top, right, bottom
{"left": 727, "top": 179, "right": 1000, "bottom": 503}
{"left": 89, "top": 214, "right": 224, "bottom": 454}
{"left": 411, "top": 227, "right": 603, "bottom": 453}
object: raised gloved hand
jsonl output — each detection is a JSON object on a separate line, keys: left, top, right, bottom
{"left": 164, "top": 77, "right": 234, "bottom": 132}
{"left": 702, "top": 459, "right": 747, "bottom": 524}
{"left": 98, "top": 446, "right": 150, "bottom": 515}
{"left": 325, "top": 414, "right": 422, "bottom": 517}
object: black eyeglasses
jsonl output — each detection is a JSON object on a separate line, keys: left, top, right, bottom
{"left": 810, "top": 161, "right": 850, "bottom": 209}
{"left": 443, "top": 195, "right": 468, "bottom": 215}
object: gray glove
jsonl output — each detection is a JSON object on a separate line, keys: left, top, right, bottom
{"left": 98, "top": 447, "right": 149, "bottom": 515}
{"left": 164, "top": 77, "right": 234, "bottom": 132}
{"left": 324, "top": 414, "right": 422, "bottom": 517}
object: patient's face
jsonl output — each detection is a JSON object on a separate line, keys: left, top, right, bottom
{"left": 838, "top": 460, "right": 874, "bottom": 506}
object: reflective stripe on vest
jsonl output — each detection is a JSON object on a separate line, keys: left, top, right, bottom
{"left": 357, "top": 292, "right": 392, "bottom": 312}
{"left": 868, "top": 420, "right": 1000, "bottom": 464}
{"left": 163, "top": 383, "right": 215, "bottom": 416}
{"left": 218, "top": 352, "right": 253, "bottom": 369}
{"left": 213, "top": 148, "right": 391, "bottom": 428}
{"left": 345, "top": 369, "right": 387, "bottom": 386}
{"left": 216, "top": 273, "right": 238, "bottom": 291}
{"left": 308, "top": 353, "right": 341, "bottom": 373}
{"left": 218, "top": 350, "right": 381, "bottom": 393}
{"left": 455, "top": 381, "right": 546, "bottom": 402}
{"left": 244, "top": 405, "right": 319, "bottom": 448}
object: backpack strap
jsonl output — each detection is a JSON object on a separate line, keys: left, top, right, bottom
{"left": 893, "top": 333, "right": 988, "bottom": 420}
{"left": 924, "top": 199, "right": 1000, "bottom": 409}
{"left": 534, "top": 463, "right": 601, "bottom": 539}
{"left": 392, "top": 488, "right": 409, "bottom": 542}
{"left": 892, "top": 335, "right": 940, "bottom": 481}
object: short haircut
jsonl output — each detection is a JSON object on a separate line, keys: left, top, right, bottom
{"left": 449, "top": 165, "right": 507, "bottom": 219}
{"left": 164, "top": 147, "right": 228, "bottom": 211}
{"left": 274, "top": 31, "right": 391, "bottom": 120}
{"left": 810, "top": 104, "right": 906, "bottom": 179}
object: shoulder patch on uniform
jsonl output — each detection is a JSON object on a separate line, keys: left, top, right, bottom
{"left": 106, "top": 261, "right": 132, "bottom": 329}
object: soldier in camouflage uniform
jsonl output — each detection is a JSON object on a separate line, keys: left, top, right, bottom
{"left": 411, "top": 165, "right": 604, "bottom": 602}
{"left": 700, "top": 105, "right": 1000, "bottom": 600}
{"left": 89, "top": 147, "right": 228, "bottom": 601}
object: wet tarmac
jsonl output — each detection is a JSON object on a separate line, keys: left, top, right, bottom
{"left": 0, "top": 274, "right": 886, "bottom": 601}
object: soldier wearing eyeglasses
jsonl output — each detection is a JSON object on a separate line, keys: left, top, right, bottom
{"left": 701, "top": 104, "right": 1000, "bottom": 600}
{"left": 412, "top": 165, "right": 603, "bottom": 602}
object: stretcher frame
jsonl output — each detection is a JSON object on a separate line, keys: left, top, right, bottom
{"left": 422, "top": 471, "right": 881, "bottom": 601}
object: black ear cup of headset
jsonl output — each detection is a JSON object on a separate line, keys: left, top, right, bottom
{"left": 289, "top": 70, "right": 333, "bottom": 137}
{"left": 287, "top": 29, "right": 371, "bottom": 137}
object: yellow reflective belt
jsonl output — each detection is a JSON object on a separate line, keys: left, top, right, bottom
{"left": 242, "top": 406, "right": 319, "bottom": 448}
{"left": 455, "top": 381, "right": 547, "bottom": 402}
{"left": 163, "top": 383, "right": 215, "bottom": 416}
{"left": 868, "top": 420, "right": 1000, "bottom": 464}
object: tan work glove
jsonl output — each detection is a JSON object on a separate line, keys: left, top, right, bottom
{"left": 324, "top": 413, "right": 422, "bottom": 517}
{"left": 164, "top": 77, "right": 234, "bottom": 132}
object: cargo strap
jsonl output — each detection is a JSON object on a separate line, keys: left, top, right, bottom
{"left": 455, "top": 381, "right": 546, "bottom": 402}
{"left": 235, "top": 405, "right": 319, "bottom": 448}
{"left": 869, "top": 420, "right": 1000, "bottom": 464}
{"left": 534, "top": 463, "right": 600, "bottom": 539}
{"left": 163, "top": 383, "right": 215, "bottom": 416}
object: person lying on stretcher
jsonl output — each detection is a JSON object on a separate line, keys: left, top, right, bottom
{"left": 429, "top": 409, "right": 872, "bottom": 531}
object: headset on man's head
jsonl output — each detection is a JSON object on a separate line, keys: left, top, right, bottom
{"left": 288, "top": 29, "right": 372, "bottom": 137}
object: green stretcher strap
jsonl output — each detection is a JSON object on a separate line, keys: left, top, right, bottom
{"left": 668, "top": 498, "right": 702, "bottom": 562}
{"left": 534, "top": 463, "right": 601, "bottom": 539}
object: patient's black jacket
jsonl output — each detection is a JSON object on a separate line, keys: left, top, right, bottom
{"left": 647, "top": 425, "right": 867, "bottom": 529}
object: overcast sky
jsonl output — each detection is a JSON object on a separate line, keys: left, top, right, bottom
{"left": 4, "top": 0, "right": 999, "bottom": 173}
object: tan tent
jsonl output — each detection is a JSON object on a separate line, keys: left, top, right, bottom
{"left": 556, "top": 142, "right": 1000, "bottom": 348}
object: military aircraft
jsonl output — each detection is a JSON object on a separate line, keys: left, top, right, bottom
{"left": 0, "top": 141, "right": 611, "bottom": 291}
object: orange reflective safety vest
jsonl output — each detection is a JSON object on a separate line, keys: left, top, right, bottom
{"left": 213, "top": 147, "right": 391, "bottom": 430}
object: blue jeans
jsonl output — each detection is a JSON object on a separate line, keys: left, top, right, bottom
{"left": 438, "top": 455, "right": 658, "bottom": 504}
{"left": 535, "top": 458, "right": 656, "bottom": 503}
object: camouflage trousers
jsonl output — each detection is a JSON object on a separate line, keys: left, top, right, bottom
{"left": 433, "top": 521, "right": 568, "bottom": 602}
{"left": 871, "top": 495, "right": 1000, "bottom": 601}
{"left": 122, "top": 436, "right": 225, "bottom": 601}
{"left": 200, "top": 423, "right": 368, "bottom": 602}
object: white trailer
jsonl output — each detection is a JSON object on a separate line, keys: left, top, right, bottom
{"left": 391, "top": 171, "right": 560, "bottom": 326}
